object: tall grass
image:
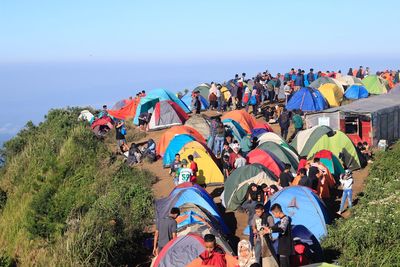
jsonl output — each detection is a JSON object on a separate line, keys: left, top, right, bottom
{"left": 0, "top": 108, "right": 154, "bottom": 266}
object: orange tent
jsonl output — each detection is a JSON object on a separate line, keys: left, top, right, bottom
{"left": 157, "top": 125, "right": 206, "bottom": 156}
{"left": 107, "top": 98, "right": 140, "bottom": 120}
{"left": 222, "top": 110, "right": 272, "bottom": 134}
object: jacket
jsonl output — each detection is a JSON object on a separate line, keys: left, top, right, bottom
{"left": 199, "top": 245, "right": 226, "bottom": 267}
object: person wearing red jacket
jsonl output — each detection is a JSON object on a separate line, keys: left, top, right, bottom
{"left": 199, "top": 234, "right": 227, "bottom": 267}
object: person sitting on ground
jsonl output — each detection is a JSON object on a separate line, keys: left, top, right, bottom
{"left": 142, "top": 139, "right": 156, "bottom": 162}
{"left": 175, "top": 159, "right": 193, "bottom": 185}
{"left": 222, "top": 155, "right": 232, "bottom": 181}
{"left": 238, "top": 239, "right": 257, "bottom": 267}
{"left": 169, "top": 153, "right": 181, "bottom": 177}
{"left": 188, "top": 154, "right": 198, "bottom": 183}
{"left": 263, "top": 106, "right": 275, "bottom": 123}
{"left": 279, "top": 164, "right": 294, "bottom": 188}
{"left": 199, "top": 234, "right": 227, "bottom": 267}
{"left": 138, "top": 112, "right": 151, "bottom": 131}
{"left": 337, "top": 169, "right": 353, "bottom": 215}
{"left": 120, "top": 143, "right": 130, "bottom": 158}
{"left": 362, "top": 141, "right": 373, "bottom": 163}
{"left": 153, "top": 207, "right": 180, "bottom": 256}
{"left": 126, "top": 143, "right": 142, "bottom": 165}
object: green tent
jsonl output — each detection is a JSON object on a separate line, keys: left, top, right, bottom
{"left": 258, "top": 141, "right": 299, "bottom": 173}
{"left": 193, "top": 84, "right": 210, "bottom": 100}
{"left": 223, "top": 164, "right": 277, "bottom": 211}
{"left": 291, "top": 126, "right": 333, "bottom": 157}
{"left": 308, "top": 131, "right": 361, "bottom": 170}
{"left": 362, "top": 75, "right": 389, "bottom": 95}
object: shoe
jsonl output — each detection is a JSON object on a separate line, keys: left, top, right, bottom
{"left": 336, "top": 211, "right": 342, "bottom": 215}
{"left": 368, "top": 160, "right": 373, "bottom": 163}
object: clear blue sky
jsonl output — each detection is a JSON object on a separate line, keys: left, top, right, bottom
{"left": 0, "top": 0, "right": 399, "bottom": 142}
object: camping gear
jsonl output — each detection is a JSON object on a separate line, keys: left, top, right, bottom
{"left": 344, "top": 85, "right": 369, "bottom": 99}
{"left": 222, "top": 118, "right": 248, "bottom": 142}
{"left": 181, "top": 93, "right": 209, "bottom": 111}
{"left": 286, "top": 87, "right": 329, "bottom": 112}
{"left": 148, "top": 100, "right": 189, "bottom": 130}
{"left": 258, "top": 132, "right": 298, "bottom": 156}
{"left": 185, "top": 115, "right": 210, "bottom": 138}
{"left": 222, "top": 164, "right": 277, "bottom": 211}
{"left": 314, "top": 150, "right": 345, "bottom": 178}
{"left": 337, "top": 75, "right": 362, "bottom": 87}
{"left": 108, "top": 98, "right": 140, "bottom": 120}
{"left": 246, "top": 149, "right": 284, "bottom": 177}
{"left": 266, "top": 186, "right": 330, "bottom": 241}
{"left": 318, "top": 83, "right": 343, "bottom": 107}
{"left": 157, "top": 125, "right": 205, "bottom": 156}
{"left": 291, "top": 126, "right": 333, "bottom": 157}
{"left": 163, "top": 134, "right": 195, "bottom": 167}
{"left": 222, "top": 109, "right": 272, "bottom": 134}
{"left": 362, "top": 75, "right": 389, "bottom": 95}
{"left": 309, "top": 77, "right": 344, "bottom": 92}
{"left": 258, "top": 141, "right": 299, "bottom": 173}
{"left": 193, "top": 84, "right": 210, "bottom": 100}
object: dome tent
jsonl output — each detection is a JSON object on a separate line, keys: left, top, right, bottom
{"left": 286, "top": 87, "right": 328, "bottom": 112}
{"left": 344, "top": 85, "right": 369, "bottom": 99}
{"left": 362, "top": 75, "right": 389, "bottom": 95}
{"left": 318, "top": 83, "right": 344, "bottom": 107}
{"left": 148, "top": 100, "right": 189, "bottom": 130}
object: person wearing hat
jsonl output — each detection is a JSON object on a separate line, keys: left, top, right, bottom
{"left": 337, "top": 169, "right": 354, "bottom": 215}
{"left": 175, "top": 159, "right": 193, "bottom": 185}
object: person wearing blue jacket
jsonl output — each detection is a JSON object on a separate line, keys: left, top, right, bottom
{"left": 307, "top": 68, "right": 315, "bottom": 84}
{"left": 294, "top": 69, "right": 304, "bottom": 90}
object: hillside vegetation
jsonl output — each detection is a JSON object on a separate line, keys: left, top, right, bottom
{"left": 323, "top": 142, "right": 400, "bottom": 266}
{"left": 0, "top": 108, "right": 154, "bottom": 266}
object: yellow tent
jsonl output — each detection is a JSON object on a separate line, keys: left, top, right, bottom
{"left": 179, "top": 142, "right": 224, "bottom": 185}
{"left": 220, "top": 86, "right": 232, "bottom": 102}
{"left": 318, "top": 83, "right": 344, "bottom": 107}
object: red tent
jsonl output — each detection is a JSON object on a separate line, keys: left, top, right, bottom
{"left": 246, "top": 149, "right": 284, "bottom": 177}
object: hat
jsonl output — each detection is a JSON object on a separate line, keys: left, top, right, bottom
{"left": 181, "top": 159, "right": 188, "bottom": 165}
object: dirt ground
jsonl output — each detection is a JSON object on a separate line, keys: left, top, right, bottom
{"left": 136, "top": 107, "right": 369, "bottom": 244}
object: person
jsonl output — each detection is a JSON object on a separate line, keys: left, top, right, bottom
{"left": 229, "top": 142, "right": 244, "bottom": 169}
{"left": 169, "top": 153, "right": 181, "bottom": 177}
{"left": 294, "top": 70, "right": 304, "bottom": 91}
{"left": 238, "top": 240, "right": 257, "bottom": 267}
{"left": 283, "top": 82, "right": 292, "bottom": 105}
{"left": 308, "top": 165, "right": 321, "bottom": 191}
{"left": 222, "top": 155, "right": 232, "bottom": 181}
{"left": 249, "top": 86, "right": 258, "bottom": 116}
{"left": 337, "top": 169, "right": 353, "bottom": 215}
{"left": 126, "top": 143, "right": 142, "bottom": 165}
{"left": 298, "top": 168, "right": 312, "bottom": 189}
{"left": 115, "top": 120, "right": 127, "bottom": 148}
{"left": 356, "top": 66, "right": 364, "bottom": 79}
{"left": 265, "top": 204, "right": 293, "bottom": 267}
{"left": 141, "top": 90, "right": 146, "bottom": 97}
{"left": 264, "top": 106, "right": 275, "bottom": 123}
{"left": 153, "top": 207, "right": 180, "bottom": 256}
{"left": 138, "top": 112, "right": 151, "bottom": 131}
{"left": 209, "top": 83, "right": 218, "bottom": 110}
{"left": 288, "top": 110, "right": 303, "bottom": 142}
{"left": 362, "top": 141, "right": 373, "bottom": 163}
{"left": 266, "top": 79, "right": 275, "bottom": 103}
{"left": 188, "top": 154, "right": 198, "bottom": 183}
{"left": 307, "top": 68, "right": 315, "bottom": 84}
{"left": 347, "top": 68, "right": 353, "bottom": 76}
{"left": 221, "top": 142, "right": 233, "bottom": 159}
{"left": 142, "top": 139, "right": 156, "bottom": 162}
{"left": 216, "top": 84, "right": 222, "bottom": 113}
{"left": 199, "top": 234, "right": 227, "bottom": 267}
{"left": 242, "top": 193, "right": 260, "bottom": 246}
{"left": 250, "top": 137, "right": 259, "bottom": 151}
{"left": 279, "top": 164, "right": 293, "bottom": 188}
{"left": 278, "top": 108, "right": 290, "bottom": 140}
{"left": 252, "top": 204, "right": 275, "bottom": 264}
{"left": 120, "top": 143, "right": 130, "bottom": 158}
{"left": 175, "top": 159, "right": 193, "bottom": 185}
{"left": 208, "top": 117, "right": 219, "bottom": 152}
{"left": 214, "top": 117, "right": 225, "bottom": 157}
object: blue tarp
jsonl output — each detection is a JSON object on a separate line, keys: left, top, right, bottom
{"left": 344, "top": 85, "right": 369, "bottom": 99}
{"left": 266, "top": 186, "right": 329, "bottom": 241}
{"left": 181, "top": 94, "right": 209, "bottom": 111}
{"left": 286, "top": 87, "right": 328, "bottom": 112}
{"left": 133, "top": 89, "right": 190, "bottom": 124}
{"left": 163, "top": 134, "right": 195, "bottom": 167}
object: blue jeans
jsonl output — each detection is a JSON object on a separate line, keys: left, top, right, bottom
{"left": 213, "top": 136, "right": 224, "bottom": 156}
{"left": 207, "top": 135, "right": 215, "bottom": 151}
{"left": 339, "top": 189, "right": 353, "bottom": 212}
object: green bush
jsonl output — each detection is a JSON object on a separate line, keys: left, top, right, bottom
{"left": 322, "top": 143, "right": 400, "bottom": 266}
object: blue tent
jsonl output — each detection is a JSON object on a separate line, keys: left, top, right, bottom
{"left": 181, "top": 93, "right": 209, "bottom": 111}
{"left": 222, "top": 119, "right": 247, "bottom": 142}
{"left": 156, "top": 183, "right": 229, "bottom": 234}
{"left": 286, "top": 87, "right": 328, "bottom": 112}
{"left": 266, "top": 186, "right": 329, "bottom": 241}
{"left": 133, "top": 89, "right": 190, "bottom": 124}
{"left": 163, "top": 134, "right": 195, "bottom": 167}
{"left": 344, "top": 85, "right": 369, "bottom": 99}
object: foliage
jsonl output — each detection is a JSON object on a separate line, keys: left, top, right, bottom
{"left": 0, "top": 108, "right": 154, "bottom": 266}
{"left": 322, "top": 143, "right": 400, "bottom": 266}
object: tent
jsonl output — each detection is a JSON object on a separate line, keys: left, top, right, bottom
{"left": 266, "top": 186, "right": 329, "bottom": 241}
{"left": 314, "top": 150, "right": 345, "bottom": 178}
{"left": 155, "top": 183, "right": 228, "bottom": 232}
{"left": 246, "top": 149, "right": 284, "bottom": 177}
{"left": 291, "top": 126, "right": 333, "bottom": 157}
{"left": 185, "top": 115, "right": 210, "bottom": 139}
{"left": 307, "top": 130, "right": 361, "bottom": 170}
{"left": 148, "top": 100, "right": 189, "bottom": 130}
{"left": 223, "top": 164, "right": 277, "bottom": 211}
{"left": 337, "top": 75, "right": 363, "bottom": 87}
{"left": 157, "top": 125, "right": 205, "bottom": 156}
{"left": 318, "top": 83, "right": 344, "bottom": 107}
{"left": 163, "top": 134, "right": 195, "bottom": 167}
{"left": 362, "top": 75, "right": 389, "bottom": 95}
{"left": 309, "top": 77, "right": 344, "bottom": 92}
{"left": 193, "top": 84, "right": 210, "bottom": 100}
{"left": 181, "top": 93, "right": 209, "bottom": 111}
{"left": 108, "top": 98, "right": 140, "bottom": 120}
{"left": 344, "top": 85, "right": 369, "bottom": 99}
{"left": 258, "top": 142, "right": 299, "bottom": 173}
{"left": 179, "top": 146, "right": 224, "bottom": 185}
{"left": 222, "top": 110, "right": 271, "bottom": 134}
{"left": 133, "top": 89, "right": 190, "bottom": 124}
{"left": 223, "top": 119, "right": 248, "bottom": 142}
{"left": 151, "top": 234, "right": 205, "bottom": 267}
{"left": 257, "top": 132, "right": 298, "bottom": 156}
{"left": 286, "top": 87, "right": 329, "bottom": 112}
